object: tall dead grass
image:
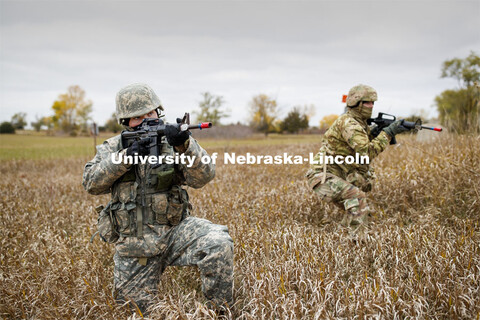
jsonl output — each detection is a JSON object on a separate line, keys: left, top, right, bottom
{"left": 1, "top": 134, "right": 479, "bottom": 319}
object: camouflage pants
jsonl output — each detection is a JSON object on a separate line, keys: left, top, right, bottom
{"left": 113, "top": 217, "right": 234, "bottom": 313}
{"left": 308, "top": 172, "right": 371, "bottom": 225}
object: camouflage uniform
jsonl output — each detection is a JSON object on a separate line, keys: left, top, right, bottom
{"left": 306, "top": 84, "right": 391, "bottom": 228}
{"left": 83, "top": 84, "right": 233, "bottom": 313}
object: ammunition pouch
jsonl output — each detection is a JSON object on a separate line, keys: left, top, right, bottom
{"left": 150, "top": 193, "right": 169, "bottom": 225}
{"left": 113, "top": 187, "right": 190, "bottom": 258}
{"left": 156, "top": 168, "right": 175, "bottom": 191}
{"left": 166, "top": 186, "right": 191, "bottom": 226}
{"left": 91, "top": 201, "right": 136, "bottom": 243}
{"left": 100, "top": 186, "right": 190, "bottom": 242}
{"left": 92, "top": 160, "right": 189, "bottom": 246}
{"left": 94, "top": 202, "right": 120, "bottom": 243}
{"left": 111, "top": 201, "right": 137, "bottom": 236}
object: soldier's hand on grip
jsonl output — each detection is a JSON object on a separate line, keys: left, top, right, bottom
{"left": 126, "top": 137, "right": 151, "bottom": 156}
{"left": 383, "top": 120, "right": 410, "bottom": 138}
{"left": 165, "top": 118, "right": 190, "bottom": 147}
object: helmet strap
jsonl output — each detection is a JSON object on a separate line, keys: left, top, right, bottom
{"left": 348, "top": 102, "right": 361, "bottom": 108}
{"left": 156, "top": 107, "right": 165, "bottom": 118}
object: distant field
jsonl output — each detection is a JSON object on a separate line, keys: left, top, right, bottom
{"left": 0, "top": 134, "right": 96, "bottom": 160}
{"left": 1, "top": 132, "right": 479, "bottom": 319}
{"left": 0, "top": 133, "right": 322, "bottom": 160}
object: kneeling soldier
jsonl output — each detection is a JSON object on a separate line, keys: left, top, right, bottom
{"left": 83, "top": 83, "right": 233, "bottom": 314}
{"left": 306, "top": 84, "right": 410, "bottom": 237}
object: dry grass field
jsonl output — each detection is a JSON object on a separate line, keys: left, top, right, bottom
{"left": 1, "top": 133, "right": 479, "bottom": 319}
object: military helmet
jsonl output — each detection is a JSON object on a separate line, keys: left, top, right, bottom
{"left": 346, "top": 84, "right": 377, "bottom": 107}
{"left": 115, "top": 83, "right": 164, "bottom": 124}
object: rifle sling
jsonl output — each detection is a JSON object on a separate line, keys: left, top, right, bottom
{"left": 136, "top": 205, "right": 143, "bottom": 238}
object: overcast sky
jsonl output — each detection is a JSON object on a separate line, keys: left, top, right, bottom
{"left": 1, "top": 0, "right": 479, "bottom": 127}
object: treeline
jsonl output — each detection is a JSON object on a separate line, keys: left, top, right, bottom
{"left": 435, "top": 51, "right": 480, "bottom": 134}
{"left": 1, "top": 52, "right": 478, "bottom": 135}
{"left": 98, "top": 91, "right": 320, "bottom": 135}
{"left": 1, "top": 85, "right": 92, "bottom": 136}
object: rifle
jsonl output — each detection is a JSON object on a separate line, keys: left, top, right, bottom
{"left": 121, "top": 112, "right": 212, "bottom": 167}
{"left": 367, "top": 112, "right": 442, "bottom": 144}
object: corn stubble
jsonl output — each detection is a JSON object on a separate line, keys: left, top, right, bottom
{"left": 1, "top": 134, "right": 479, "bottom": 319}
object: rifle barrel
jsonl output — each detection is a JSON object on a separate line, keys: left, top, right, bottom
{"left": 421, "top": 125, "right": 442, "bottom": 132}
{"left": 188, "top": 122, "right": 212, "bottom": 130}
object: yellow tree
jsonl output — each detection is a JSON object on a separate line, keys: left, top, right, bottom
{"left": 249, "top": 94, "right": 277, "bottom": 136}
{"left": 319, "top": 114, "right": 339, "bottom": 132}
{"left": 51, "top": 85, "right": 93, "bottom": 134}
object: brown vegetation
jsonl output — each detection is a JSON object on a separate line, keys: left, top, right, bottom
{"left": 1, "top": 134, "right": 479, "bottom": 319}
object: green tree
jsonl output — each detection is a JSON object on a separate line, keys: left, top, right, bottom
{"left": 0, "top": 122, "right": 15, "bottom": 134}
{"left": 249, "top": 94, "right": 277, "bottom": 136}
{"left": 435, "top": 51, "right": 480, "bottom": 133}
{"left": 31, "top": 115, "right": 47, "bottom": 132}
{"left": 11, "top": 112, "right": 27, "bottom": 130}
{"left": 280, "top": 107, "right": 309, "bottom": 134}
{"left": 441, "top": 51, "right": 480, "bottom": 87}
{"left": 51, "top": 85, "right": 93, "bottom": 134}
{"left": 193, "top": 92, "right": 229, "bottom": 125}
{"left": 105, "top": 113, "right": 123, "bottom": 133}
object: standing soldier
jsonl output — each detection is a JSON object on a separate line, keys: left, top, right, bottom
{"left": 306, "top": 84, "right": 410, "bottom": 237}
{"left": 83, "top": 83, "right": 233, "bottom": 315}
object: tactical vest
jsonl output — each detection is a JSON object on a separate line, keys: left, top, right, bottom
{"left": 96, "top": 139, "right": 190, "bottom": 243}
{"left": 307, "top": 111, "right": 373, "bottom": 190}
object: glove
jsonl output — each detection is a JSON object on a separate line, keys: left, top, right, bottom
{"left": 164, "top": 118, "right": 190, "bottom": 147}
{"left": 383, "top": 120, "right": 410, "bottom": 138}
{"left": 126, "top": 137, "right": 151, "bottom": 156}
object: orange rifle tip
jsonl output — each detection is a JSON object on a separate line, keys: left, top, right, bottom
{"left": 342, "top": 95, "right": 347, "bottom": 103}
